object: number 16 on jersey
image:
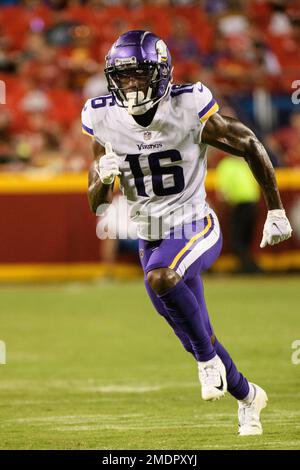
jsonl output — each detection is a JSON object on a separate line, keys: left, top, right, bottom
{"left": 125, "top": 150, "right": 185, "bottom": 197}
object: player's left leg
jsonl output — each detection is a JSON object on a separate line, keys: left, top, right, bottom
{"left": 185, "top": 269, "right": 268, "bottom": 434}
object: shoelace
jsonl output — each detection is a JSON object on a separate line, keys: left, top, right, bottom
{"left": 199, "top": 365, "right": 220, "bottom": 386}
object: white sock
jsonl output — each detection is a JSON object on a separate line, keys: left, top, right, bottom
{"left": 240, "top": 383, "right": 255, "bottom": 404}
{"left": 198, "top": 354, "right": 218, "bottom": 367}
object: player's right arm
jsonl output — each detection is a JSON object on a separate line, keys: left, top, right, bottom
{"left": 87, "top": 140, "right": 116, "bottom": 213}
{"left": 82, "top": 98, "right": 119, "bottom": 213}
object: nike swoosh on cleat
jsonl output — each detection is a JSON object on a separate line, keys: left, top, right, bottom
{"left": 216, "top": 376, "right": 224, "bottom": 391}
{"left": 197, "top": 83, "right": 204, "bottom": 92}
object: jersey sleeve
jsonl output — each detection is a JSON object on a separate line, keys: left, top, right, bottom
{"left": 81, "top": 99, "right": 94, "bottom": 138}
{"left": 194, "top": 81, "right": 219, "bottom": 124}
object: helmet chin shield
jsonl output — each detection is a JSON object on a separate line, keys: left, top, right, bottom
{"left": 104, "top": 30, "right": 172, "bottom": 114}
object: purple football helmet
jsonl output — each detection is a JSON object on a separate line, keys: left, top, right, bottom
{"left": 105, "top": 30, "right": 172, "bottom": 114}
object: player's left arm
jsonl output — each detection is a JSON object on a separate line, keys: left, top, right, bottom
{"left": 202, "top": 113, "right": 292, "bottom": 247}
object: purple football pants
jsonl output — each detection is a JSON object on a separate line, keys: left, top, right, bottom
{"left": 139, "top": 211, "right": 249, "bottom": 400}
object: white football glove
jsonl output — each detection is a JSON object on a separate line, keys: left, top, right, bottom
{"left": 98, "top": 142, "right": 120, "bottom": 184}
{"left": 260, "top": 209, "right": 292, "bottom": 248}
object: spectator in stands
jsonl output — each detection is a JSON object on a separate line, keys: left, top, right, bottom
{"left": 20, "top": 79, "right": 51, "bottom": 114}
{"left": 83, "top": 64, "right": 109, "bottom": 99}
{"left": 45, "top": 9, "right": 87, "bottom": 46}
{"left": 167, "top": 16, "right": 202, "bottom": 63}
{"left": 213, "top": 33, "right": 257, "bottom": 93}
{"left": 0, "top": 25, "right": 16, "bottom": 73}
{"left": 62, "top": 117, "right": 91, "bottom": 171}
{"left": 252, "top": 40, "right": 281, "bottom": 78}
{"left": 14, "top": 112, "right": 64, "bottom": 172}
{"left": 0, "top": 110, "right": 14, "bottom": 165}
{"left": 217, "top": 0, "right": 249, "bottom": 37}
{"left": 20, "top": 40, "right": 65, "bottom": 90}
{"left": 203, "top": 0, "right": 231, "bottom": 17}
{"left": 0, "top": 109, "right": 30, "bottom": 171}
{"left": 268, "top": 0, "right": 292, "bottom": 36}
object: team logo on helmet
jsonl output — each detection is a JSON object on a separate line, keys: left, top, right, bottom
{"left": 156, "top": 39, "right": 168, "bottom": 62}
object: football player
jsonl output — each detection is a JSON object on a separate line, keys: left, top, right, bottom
{"left": 82, "top": 30, "right": 292, "bottom": 436}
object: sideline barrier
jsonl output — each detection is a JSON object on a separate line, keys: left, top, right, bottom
{"left": 0, "top": 169, "right": 299, "bottom": 281}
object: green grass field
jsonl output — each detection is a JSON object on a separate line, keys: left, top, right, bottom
{"left": 0, "top": 276, "right": 299, "bottom": 450}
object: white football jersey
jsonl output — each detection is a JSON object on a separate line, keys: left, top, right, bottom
{"left": 82, "top": 82, "right": 219, "bottom": 240}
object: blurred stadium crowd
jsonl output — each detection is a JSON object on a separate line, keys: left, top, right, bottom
{"left": 0, "top": 0, "right": 300, "bottom": 173}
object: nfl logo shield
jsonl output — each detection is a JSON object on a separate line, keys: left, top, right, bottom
{"left": 143, "top": 131, "right": 152, "bottom": 141}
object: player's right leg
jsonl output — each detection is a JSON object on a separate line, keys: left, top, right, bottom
{"left": 237, "top": 383, "right": 268, "bottom": 435}
{"left": 186, "top": 275, "right": 268, "bottom": 434}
